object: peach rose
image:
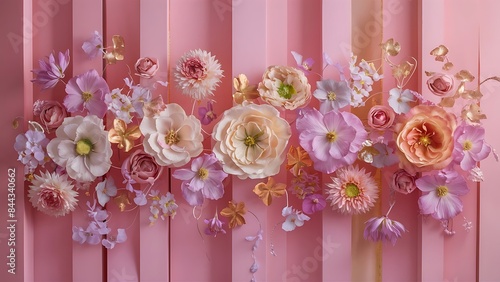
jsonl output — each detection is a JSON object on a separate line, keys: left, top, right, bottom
{"left": 367, "top": 105, "right": 395, "bottom": 130}
{"left": 257, "top": 65, "right": 311, "bottom": 110}
{"left": 427, "top": 74, "right": 454, "bottom": 96}
{"left": 396, "top": 105, "right": 456, "bottom": 173}
{"left": 212, "top": 103, "right": 291, "bottom": 179}
{"left": 135, "top": 57, "right": 159, "bottom": 78}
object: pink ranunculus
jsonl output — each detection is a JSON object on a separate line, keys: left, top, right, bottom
{"left": 36, "top": 100, "right": 68, "bottom": 130}
{"left": 134, "top": 57, "right": 159, "bottom": 79}
{"left": 427, "top": 73, "right": 454, "bottom": 97}
{"left": 122, "top": 149, "right": 163, "bottom": 185}
{"left": 391, "top": 169, "right": 417, "bottom": 194}
{"left": 395, "top": 105, "right": 456, "bottom": 173}
{"left": 367, "top": 105, "right": 396, "bottom": 130}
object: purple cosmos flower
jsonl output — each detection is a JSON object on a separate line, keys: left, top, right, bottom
{"left": 388, "top": 88, "right": 415, "bottom": 114}
{"left": 95, "top": 177, "right": 117, "bottom": 207}
{"left": 313, "top": 79, "right": 351, "bottom": 113}
{"left": 64, "top": 69, "right": 110, "bottom": 118}
{"left": 453, "top": 123, "right": 491, "bottom": 170}
{"left": 198, "top": 100, "right": 217, "bottom": 125}
{"left": 31, "top": 50, "right": 70, "bottom": 90}
{"left": 82, "top": 31, "right": 103, "bottom": 59}
{"left": 204, "top": 212, "right": 226, "bottom": 237}
{"left": 364, "top": 216, "right": 406, "bottom": 245}
{"left": 173, "top": 153, "right": 228, "bottom": 206}
{"left": 416, "top": 171, "right": 469, "bottom": 220}
{"left": 291, "top": 51, "right": 314, "bottom": 75}
{"left": 296, "top": 108, "right": 367, "bottom": 174}
{"left": 281, "top": 206, "right": 310, "bottom": 232}
{"left": 14, "top": 129, "right": 49, "bottom": 175}
{"left": 302, "top": 194, "right": 327, "bottom": 214}
{"left": 102, "top": 229, "right": 127, "bottom": 249}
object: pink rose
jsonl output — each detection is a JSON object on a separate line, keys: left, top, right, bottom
{"left": 134, "top": 57, "right": 159, "bottom": 78}
{"left": 427, "top": 74, "right": 454, "bottom": 96}
{"left": 367, "top": 105, "right": 395, "bottom": 130}
{"left": 34, "top": 100, "right": 68, "bottom": 131}
{"left": 122, "top": 150, "right": 163, "bottom": 186}
{"left": 391, "top": 169, "right": 417, "bottom": 194}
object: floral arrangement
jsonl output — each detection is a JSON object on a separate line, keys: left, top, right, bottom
{"left": 14, "top": 31, "right": 498, "bottom": 262}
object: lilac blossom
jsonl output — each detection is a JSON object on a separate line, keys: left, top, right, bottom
{"left": 388, "top": 88, "right": 415, "bottom": 114}
{"left": 204, "top": 212, "right": 226, "bottom": 237}
{"left": 105, "top": 89, "right": 135, "bottom": 123}
{"left": 14, "top": 129, "right": 49, "bottom": 175}
{"left": 64, "top": 69, "right": 110, "bottom": 118}
{"left": 296, "top": 108, "right": 367, "bottom": 174}
{"left": 281, "top": 206, "right": 310, "bottom": 231}
{"left": 313, "top": 79, "right": 351, "bottom": 113}
{"left": 96, "top": 177, "right": 117, "bottom": 207}
{"left": 102, "top": 229, "right": 127, "bottom": 249}
{"left": 371, "top": 142, "right": 399, "bottom": 168}
{"left": 173, "top": 154, "right": 228, "bottom": 206}
{"left": 133, "top": 190, "right": 147, "bottom": 206}
{"left": 364, "top": 216, "right": 406, "bottom": 245}
{"left": 72, "top": 224, "right": 101, "bottom": 245}
{"left": 453, "top": 123, "right": 491, "bottom": 170}
{"left": 82, "top": 31, "right": 103, "bottom": 59}
{"left": 302, "top": 194, "right": 327, "bottom": 214}
{"left": 31, "top": 50, "right": 70, "bottom": 90}
{"left": 291, "top": 51, "right": 314, "bottom": 75}
{"left": 416, "top": 171, "right": 469, "bottom": 220}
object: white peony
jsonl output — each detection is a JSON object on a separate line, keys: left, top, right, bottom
{"left": 47, "top": 115, "right": 112, "bottom": 183}
{"left": 212, "top": 103, "right": 291, "bottom": 179}
{"left": 140, "top": 103, "right": 203, "bottom": 167}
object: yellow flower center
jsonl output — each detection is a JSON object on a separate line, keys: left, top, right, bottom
{"left": 244, "top": 136, "right": 256, "bottom": 147}
{"left": 326, "top": 131, "right": 337, "bottom": 142}
{"left": 198, "top": 168, "right": 209, "bottom": 180}
{"left": 463, "top": 140, "right": 472, "bottom": 151}
{"left": 165, "top": 130, "right": 180, "bottom": 145}
{"left": 75, "top": 139, "right": 93, "bottom": 156}
{"left": 419, "top": 135, "right": 432, "bottom": 147}
{"left": 345, "top": 183, "right": 360, "bottom": 198}
{"left": 277, "top": 83, "right": 296, "bottom": 99}
{"left": 436, "top": 185, "right": 448, "bottom": 197}
{"left": 82, "top": 91, "right": 93, "bottom": 102}
{"left": 327, "top": 91, "right": 337, "bottom": 101}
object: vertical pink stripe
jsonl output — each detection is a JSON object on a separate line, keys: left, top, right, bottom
{"left": 418, "top": 1, "right": 445, "bottom": 281}
{"left": 321, "top": 0, "right": 352, "bottom": 280}
{"left": 479, "top": 0, "right": 500, "bottom": 281}
{"left": 71, "top": 1, "right": 104, "bottom": 281}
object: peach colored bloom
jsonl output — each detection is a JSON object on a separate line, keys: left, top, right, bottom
{"left": 427, "top": 73, "right": 454, "bottom": 96}
{"left": 395, "top": 105, "right": 456, "bottom": 173}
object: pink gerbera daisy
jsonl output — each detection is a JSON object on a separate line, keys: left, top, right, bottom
{"left": 326, "top": 165, "right": 379, "bottom": 214}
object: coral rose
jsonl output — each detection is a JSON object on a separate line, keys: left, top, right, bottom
{"left": 427, "top": 74, "right": 454, "bottom": 96}
{"left": 258, "top": 65, "right": 311, "bottom": 110}
{"left": 396, "top": 105, "right": 456, "bottom": 173}
{"left": 212, "top": 103, "right": 291, "bottom": 179}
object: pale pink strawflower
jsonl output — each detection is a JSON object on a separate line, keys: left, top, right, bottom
{"left": 28, "top": 171, "right": 78, "bottom": 217}
{"left": 326, "top": 165, "right": 379, "bottom": 214}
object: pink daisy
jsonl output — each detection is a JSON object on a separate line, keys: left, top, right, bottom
{"left": 326, "top": 165, "right": 379, "bottom": 214}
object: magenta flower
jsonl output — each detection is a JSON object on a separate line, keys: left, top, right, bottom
{"left": 302, "top": 194, "right": 327, "bottom": 214}
{"left": 64, "top": 69, "right": 110, "bottom": 118}
{"left": 296, "top": 108, "right": 367, "bottom": 174}
{"left": 453, "top": 123, "right": 491, "bottom": 170}
{"left": 31, "top": 50, "right": 70, "bottom": 90}
{"left": 198, "top": 100, "right": 217, "bottom": 125}
{"left": 313, "top": 79, "right": 351, "bottom": 113}
{"left": 204, "top": 212, "right": 226, "bottom": 237}
{"left": 416, "top": 171, "right": 469, "bottom": 220}
{"left": 81, "top": 31, "right": 103, "bottom": 59}
{"left": 173, "top": 153, "right": 228, "bottom": 206}
{"left": 364, "top": 216, "right": 406, "bottom": 245}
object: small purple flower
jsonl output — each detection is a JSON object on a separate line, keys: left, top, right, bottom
{"left": 281, "top": 206, "right": 310, "bottom": 232}
{"left": 291, "top": 51, "right": 314, "bottom": 75}
{"left": 64, "top": 69, "right": 110, "bottom": 118}
{"left": 302, "top": 194, "right": 327, "bottom": 214}
{"left": 313, "top": 79, "right": 351, "bottom": 113}
{"left": 364, "top": 216, "right": 406, "bottom": 245}
{"left": 14, "top": 129, "right": 49, "bottom": 175}
{"left": 82, "top": 31, "right": 103, "bottom": 59}
{"left": 102, "top": 229, "right": 127, "bottom": 249}
{"left": 105, "top": 89, "right": 135, "bottom": 124}
{"left": 31, "top": 50, "right": 70, "bottom": 90}
{"left": 159, "top": 192, "right": 178, "bottom": 218}
{"left": 416, "top": 171, "right": 469, "bottom": 220}
{"left": 204, "top": 212, "right": 226, "bottom": 237}
{"left": 296, "top": 108, "right": 367, "bottom": 174}
{"left": 371, "top": 143, "right": 399, "bottom": 168}
{"left": 453, "top": 123, "right": 491, "bottom": 170}
{"left": 96, "top": 177, "right": 117, "bottom": 207}
{"left": 72, "top": 224, "right": 101, "bottom": 245}
{"left": 198, "top": 101, "right": 217, "bottom": 125}
{"left": 388, "top": 88, "right": 415, "bottom": 114}
{"left": 133, "top": 190, "right": 147, "bottom": 206}
{"left": 173, "top": 153, "right": 228, "bottom": 206}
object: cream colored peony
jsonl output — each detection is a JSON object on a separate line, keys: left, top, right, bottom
{"left": 140, "top": 103, "right": 203, "bottom": 167}
{"left": 28, "top": 171, "right": 78, "bottom": 217}
{"left": 257, "top": 65, "right": 311, "bottom": 110}
{"left": 212, "top": 103, "right": 291, "bottom": 179}
{"left": 47, "top": 115, "right": 112, "bottom": 183}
